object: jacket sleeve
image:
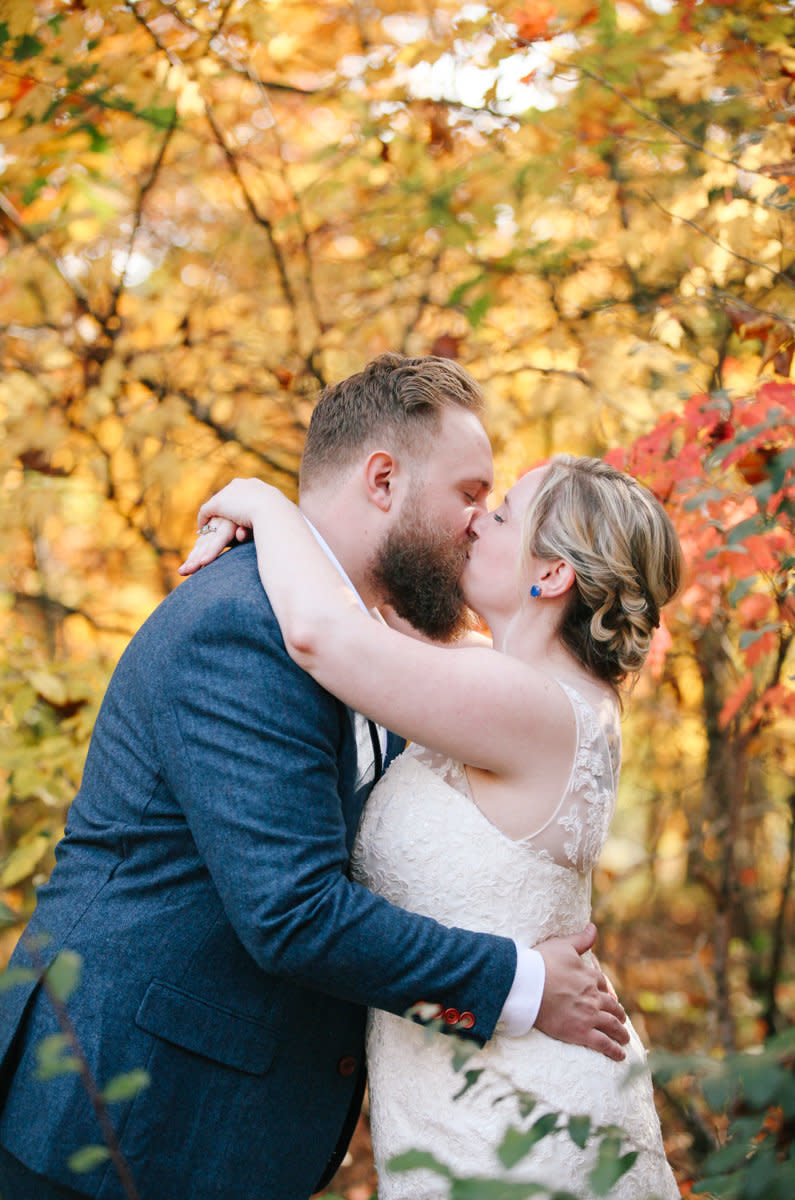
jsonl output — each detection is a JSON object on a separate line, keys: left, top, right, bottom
{"left": 146, "top": 558, "right": 516, "bottom": 1043}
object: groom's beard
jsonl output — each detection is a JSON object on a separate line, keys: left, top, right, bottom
{"left": 368, "top": 499, "right": 472, "bottom": 642}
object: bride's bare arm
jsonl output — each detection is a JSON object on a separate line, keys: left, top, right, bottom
{"left": 180, "top": 480, "right": 629, "bottom": 1057}
{"left": 179, "top": 478, "right": 564, "bottom": 777}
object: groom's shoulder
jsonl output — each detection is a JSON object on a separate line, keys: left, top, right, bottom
{"left": 149, "top": 542, "right": 275, "bottom": 633}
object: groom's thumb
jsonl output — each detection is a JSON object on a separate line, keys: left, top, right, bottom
{"left": 567, "top": 922, "right": 597, "bottom": 956}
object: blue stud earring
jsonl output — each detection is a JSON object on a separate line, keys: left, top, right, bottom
{"left": 530, "top": 584, "right": 541, "bottom": 598}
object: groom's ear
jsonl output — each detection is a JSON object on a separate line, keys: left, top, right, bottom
{"left": 363, "top": 450, "right": 399, "bottom": 512}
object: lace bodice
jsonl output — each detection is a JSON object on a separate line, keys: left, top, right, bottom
{"left": 410, "top": 680, "right": 620, "bottom": 872}
{"left": 350, "top": 679, "right": 678, "bottom": 1200}
{"left": 351, "top": 681, "right": 620, "bottom": 948}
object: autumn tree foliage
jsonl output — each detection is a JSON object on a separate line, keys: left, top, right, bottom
{"left": 1, "top": 0, "right": 795, "bottom": 1190}
{"left": 609, "top": 380, "right": 795, "bottom": 1039}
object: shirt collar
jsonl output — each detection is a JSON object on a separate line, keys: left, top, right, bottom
{"left": 304, "top": 517, "right": 388, "bottom": 755}
{"left": 304, "top": 518, "right": 371, "bottom": 617}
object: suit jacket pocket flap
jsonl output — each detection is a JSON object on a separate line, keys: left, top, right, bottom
{"left": 135, "top": 980, "right": 276, "bottom": 1076}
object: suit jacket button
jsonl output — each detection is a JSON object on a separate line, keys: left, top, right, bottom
{"left": 337, "top": 1055, "right": 358, "bottom": 1077}
{"left": 443, "top": 1007, "right": 460, "bottom": 1026}
{"left": 458, "top": 1011, "right": 475, "bottom": 1030}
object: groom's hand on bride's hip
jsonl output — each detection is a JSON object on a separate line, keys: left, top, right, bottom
{"left": 534, "top": 924, "right": 629, "bottom": 1062}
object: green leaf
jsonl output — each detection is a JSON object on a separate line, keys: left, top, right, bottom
{"left": 77, "top": 123, "right": 110, "bottom": 154}
{"left": 34, "top": 1033, "right": 81, "bottom": 1082}
{"left": 388, "top": 1149, "right": 452, "bottom": 1177}
{"left": 702, "top": 1070, "right": 737, "bottom": 1112}
{"left": 777, "top": 1072, "right": 795, "bottom": 1119}
{"left": 451, "top": 1181, "right": 546, "bottom": 1200}
{"left": 588, "top": 1135, "right": 638, "bottom": 1196}
{"left": 466, "top": 293, "right": 493, "bottom": 328}
{"left": 702, "top": 1134, "right": 756, "bottom": 1174}
{"left": 138, "top": 105, "right": 178, "bottom": 129}
{"left": 739, "top": 624, "right": 780, "bottom": 649}
{"left": 13, "top": 34, "right": 44, "bottom": 61}
{"left": 45, "top": 949, "right": 82, "bottom": 1004}
{"left": 691, "top": 1169, "right": 744, "bottom": 1198}
{"left": 497, "top": 1113, "right": 559, "bottom": 1168}
{"left": 448, "top": 275, "right": 485, "bottom": 306}
{"left": 741, "top": 1060, "right": 787, "bottom": 1109}
{"left": 0, "top": 966, "right": 37, "bottom": 993}
{"left": 728, "top": 576, "right": 758, "bottom": 605}
{"left": 101, "top": 1068, "right": 150, "bottom": 1103}
{"left": 67, "top": 1145, "right": 111, "bottom": 1174}
{"left": 453, "top": 1068, "right": 484, "bottom": 1100}
{"left": 515, "top": 1092, "right": 538, "bottom": 1120}
{"left": 567, "top": 1115, "right": 591, "bottom": 1149}
{"left": 0, "top": 900, "right": 23, "bottom": 929}
{"left": 727, "top": 516, "right": 764, "bottom": 546}
{"left": 450, "top": 1036, "right": 479, "bottom": 1072}
{"left": 741, "top": 1142, "right": 779, "bottom": 1199}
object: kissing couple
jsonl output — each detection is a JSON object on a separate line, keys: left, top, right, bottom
{"left": 0, "top": 353, "right": 680, "bottom": 1199}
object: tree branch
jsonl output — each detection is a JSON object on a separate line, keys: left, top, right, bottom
{"left": 109, "top": 114, "right": 178, "bottom": 319}
{"left": 570, "top": 62, "right": 780, "bottom": 185}
{"left": 138, "top": 377, "right": 299, "bottom": 481}
{"left": 0, "top": 192, "right": 97, "bottom": 317}
{"left": 764, "top": 790, "right": 795, "bottom": 1032}
{"left": 645, "top": 191, "right": 795, "bottom": 294}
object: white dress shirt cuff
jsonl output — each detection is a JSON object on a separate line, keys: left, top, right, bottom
{"left": 497, "top": 943, "right": 546, "bottom": 1037}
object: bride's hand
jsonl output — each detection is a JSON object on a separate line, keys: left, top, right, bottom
{"left": 178, "top": 478, "right": 274, "bottom": 576}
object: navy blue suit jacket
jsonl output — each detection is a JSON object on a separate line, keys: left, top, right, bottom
{"left": 0, "top": 543, "right": 516, "bottom": 1199}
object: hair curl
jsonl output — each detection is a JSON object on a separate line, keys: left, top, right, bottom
{"left": 522, "top": 455, "right": 683, "bottom": 688}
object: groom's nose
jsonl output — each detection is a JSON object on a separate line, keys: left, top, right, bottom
{"left": 469, "top": 510, "right": 487, "bottom": 539}
{"left": 466, "top": 500, "right": 488, "bottom": 539}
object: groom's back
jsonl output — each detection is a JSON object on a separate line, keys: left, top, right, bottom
{"left": 0, "top": 542, "right": 370, "bottom": 1200}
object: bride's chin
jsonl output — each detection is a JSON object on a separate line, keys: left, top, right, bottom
{"left": 461, "top": 585, "right": 484, "bottom": 621}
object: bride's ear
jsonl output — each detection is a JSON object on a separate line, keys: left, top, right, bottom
{"left": 538, "top": 559, "right": 576, "bottom": 599}
{"left": 363, "top": 450, "right": 398, "bottom": 512}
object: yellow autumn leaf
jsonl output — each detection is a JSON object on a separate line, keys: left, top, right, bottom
{"left": 652, "top": 48, "right": 717, "bottom": 104}
{"left": 1, "top": 834, "right": 50, "bottom": 888}
{"left": 0, "top": 0, "right": 35, "bottom": 36}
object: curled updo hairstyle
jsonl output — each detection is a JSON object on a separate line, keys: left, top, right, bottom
{"left": 522, "top": 456, "right": 683, "bottom": 688}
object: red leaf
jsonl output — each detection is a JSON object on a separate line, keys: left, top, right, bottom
{"left": 430, "top": 334, "right": 462, "bottom": 360}
{"left": 719, "top": 676, "right": 754, "bottom": 729}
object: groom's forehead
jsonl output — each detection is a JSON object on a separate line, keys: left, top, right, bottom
{"left": 419, "top": 407, "right": 493, "bottom": 484}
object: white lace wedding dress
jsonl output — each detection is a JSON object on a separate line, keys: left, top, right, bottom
{"left": 350, "top": 680, "right": 679, "bottom": 1200}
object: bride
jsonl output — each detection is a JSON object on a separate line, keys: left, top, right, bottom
{"left": 182, "top": 455, "right": 682, "bottom": 1199}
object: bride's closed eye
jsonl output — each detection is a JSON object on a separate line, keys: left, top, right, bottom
{"left": 493, "top": 512, "right": 505, "bottom": 524}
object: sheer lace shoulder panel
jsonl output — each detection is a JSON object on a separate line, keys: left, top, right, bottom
{"left": 406, "top": 682, "right": 620, "bottom": 873}
{"left": 524, "top": 680, "right": 620, "bottom": 871}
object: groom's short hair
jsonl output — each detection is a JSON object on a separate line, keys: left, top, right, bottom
{"left": 299, "top": 353, "right": 485, "bottom": 490}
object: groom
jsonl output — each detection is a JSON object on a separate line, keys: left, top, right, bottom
{"left": 0, "top": 354, "right": 627, "bottom": 1200}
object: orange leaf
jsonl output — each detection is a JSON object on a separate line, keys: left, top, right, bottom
{"left": 718, "top": 675, "right": 753, "bottom": 729}
{"left": 738, "top": 593, "right": 774, "bottom": 624}
{"left": 512, "top": 0, "right": 557, "bottom": 43}
{"left": 744, "top": 630, "right": 778, "bottom": 667}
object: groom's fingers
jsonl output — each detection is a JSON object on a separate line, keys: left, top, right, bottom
{"left": 178, "top": 517, "right": 238, "bottom": 575}
{"left": 585, "top": 1025, "right": 629, "bottom": 1063}
{"left": 596, "top": 994, "right": 629, "bottom": 1041}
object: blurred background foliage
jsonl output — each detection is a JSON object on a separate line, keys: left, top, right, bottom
{"left": 1, "top": 0, "right": 794, "bottom": 1195}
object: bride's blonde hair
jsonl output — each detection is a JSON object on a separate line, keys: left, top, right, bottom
{"left": 521, "top": 455, "right": 683, "bottom": 687}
